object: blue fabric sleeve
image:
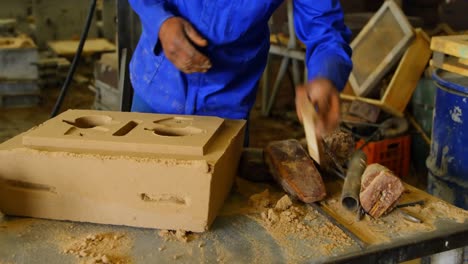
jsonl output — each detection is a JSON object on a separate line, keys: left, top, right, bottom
{"left": 293, "top": 0, "right": 353, "bottom": 91}
{"left": 128, "top": 0, "right": 174, "bottom": 54}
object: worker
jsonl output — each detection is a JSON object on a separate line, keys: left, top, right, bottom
{"left": 128, "top": 0, "right": 352, "bottom": 139}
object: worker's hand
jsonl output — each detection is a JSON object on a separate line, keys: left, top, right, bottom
{"left": 296, "top": 78, "right": 341, "bottom": 137}
{"left": 159, "top": 17, "right": 212, "bottom": 73}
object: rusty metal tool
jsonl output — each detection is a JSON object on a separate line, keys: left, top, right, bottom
{"left": 397, "top": 200, "right": 425, "bottom": 209}
{"left": 400, "top": 210, "right": 423, "bottom": 223}
{"left": 264, "top": 139, "right": 326, "bottom": 203}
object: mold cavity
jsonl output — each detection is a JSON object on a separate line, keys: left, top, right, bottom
{"left": 5, "top": 179, "right": 56, "bottom": 194}
{"left": 63, "top": 115, "right": 112, "bottom": 129}
{"left": 154, "top": 117, "right": 194, "bottom": 128}
{"left": 151, "top": 126, "right": 203, "bottom": 137}
{"left": 140, "top": 193, "right": 187, "bottom": 205}
{"left": 113, "top": 121, "right": 139, "bottom": 136}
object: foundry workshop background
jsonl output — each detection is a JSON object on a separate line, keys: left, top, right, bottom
{"left": 1, "top": 0, "right": 468, "bottom": 263}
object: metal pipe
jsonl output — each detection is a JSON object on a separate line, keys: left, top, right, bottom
{"left": 341, "top": 150, "right": 367, "bottom": 212}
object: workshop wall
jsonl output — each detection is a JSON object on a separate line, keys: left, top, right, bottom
{"left": 0, "top": 0, "right": 116, "bottom": 48}
{"left": 0, "top": 0, "right": 32, "bottom": 36}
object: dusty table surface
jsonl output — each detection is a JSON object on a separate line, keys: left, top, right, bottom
{"left": 1, "top": 178, "right": 467, "bottom": 264}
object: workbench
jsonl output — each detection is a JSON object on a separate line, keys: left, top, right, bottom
{"left": 1, "top": 177, "right": 467, "bottom": 264}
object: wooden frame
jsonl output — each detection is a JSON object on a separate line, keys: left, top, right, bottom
{"left": 342, "top": 29, "right": 431, "bottom": 117}
{"left": 349, "top": 1, "right": 414, "bottom": 97}
{"left": 430, "top": 35, "right": 468, "bottom": 77}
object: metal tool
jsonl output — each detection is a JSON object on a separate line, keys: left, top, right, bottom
{"left": 341, "top": 150, "right": 367, "bottom": 212}
{"left": 397, "top": 200, "right": 425, "bottom": 209}
{"left": 400, "top": 210, "right": 423, "bottom": 223}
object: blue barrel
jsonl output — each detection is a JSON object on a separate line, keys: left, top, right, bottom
{"left": 427, "top": 70, "right": 468, "bottom": 209}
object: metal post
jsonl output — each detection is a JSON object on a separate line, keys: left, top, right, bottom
{"left": 117, "top": 0, "right": 140, "bottom": 112}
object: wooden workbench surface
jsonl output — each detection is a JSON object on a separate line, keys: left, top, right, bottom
{"left": 1, "top": 177, "right": 467, "bottom": 264}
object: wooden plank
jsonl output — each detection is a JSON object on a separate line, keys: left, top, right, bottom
{"left": 340, "top": 94, "right": 384, "bottom": 110}
{"left": 382, "top": 29, "right": 432, "bottom": 114}
{"left": 48, "top": 38, "right": 116, "bottom": 57}
{"left": 296, "top": 88, "right": 321, "bottom": 164}
{"left": 319, "top": 179, "right": 468, "bottom": 246}
{"left": 459, "top": 57, "right": 468, "bottom": 66}
{"left": 430, "top": 58, "right": 468, "bottom": 77}
{"left": 0, "top": 36, "right": 36, "bottom": 49}
{"left": 342, "top": 82, "right": 356, "bottom": 96}
{"left": 348, "top": 100, "right": 381, "bottom": 123}
{"left": 431, "top": 35, "right": 468, "bottom": 59}
{"left": 269, "top": 34, "right": 306, "bottom": 49}
{"left": 349, "top": 1, "right": 414, "bottom": 97}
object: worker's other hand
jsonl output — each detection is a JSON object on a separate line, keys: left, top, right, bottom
{"left": 159, "top": 17, "right": 212, "bottom": 73}
{"left": 296, "top": 78, "right": 341, "bottom": 137}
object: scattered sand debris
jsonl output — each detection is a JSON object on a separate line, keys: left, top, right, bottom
{"left": 275, "top": 195, "right": 293, "bottom": 211}
{"left": 175, "top": 230, "right": 188, "bottom": 242}
{"left": 157, "top": 229, "right": 192, "bottom": 243}
{"left": 249, "top": 189, "right": 271, "bottom": 208}
{"left": 233, "top": 178, "right": 358, "bottom": 257}
{"left": 62, "top": 232, "right": 131, "bottom": 264}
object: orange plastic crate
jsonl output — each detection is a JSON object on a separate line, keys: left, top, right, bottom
{"left": 356, "top": 135, "right": 411, "bottom": 177}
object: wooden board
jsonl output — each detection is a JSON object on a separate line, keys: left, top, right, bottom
{"left": 430, "top": 35, "right": 468, "bottom": 77}
{"left": 269, "top": 34, "right": 306, "bottom": 49}
{"left": 342, "top": 29, "right": 431, "bottom": 117}
{"left": 381, "top": 29, "right": 432, "bottom": 113}
{"left": 349, "top": 1, "right": 414, "bottom": 97}
{"left": 296, "top": 89, "right": 320, "bottom": 163}
{"left": 0, "top": 36, "right": 36, "bottom": 49}
{"left": 431, "top": 52, "right": 468, "bottom": 77}
{"left": 319, "top": 179, "right": 468, "bottom": 246}
{"left": 431, "top": 35, "right": 468, "bottom": 59}
{"left": 47, "top": 38, "right": 116, "bottom": 57}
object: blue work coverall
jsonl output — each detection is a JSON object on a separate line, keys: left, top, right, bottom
{"left": 128, "top": 0, "right": 352, "bottom": 120}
